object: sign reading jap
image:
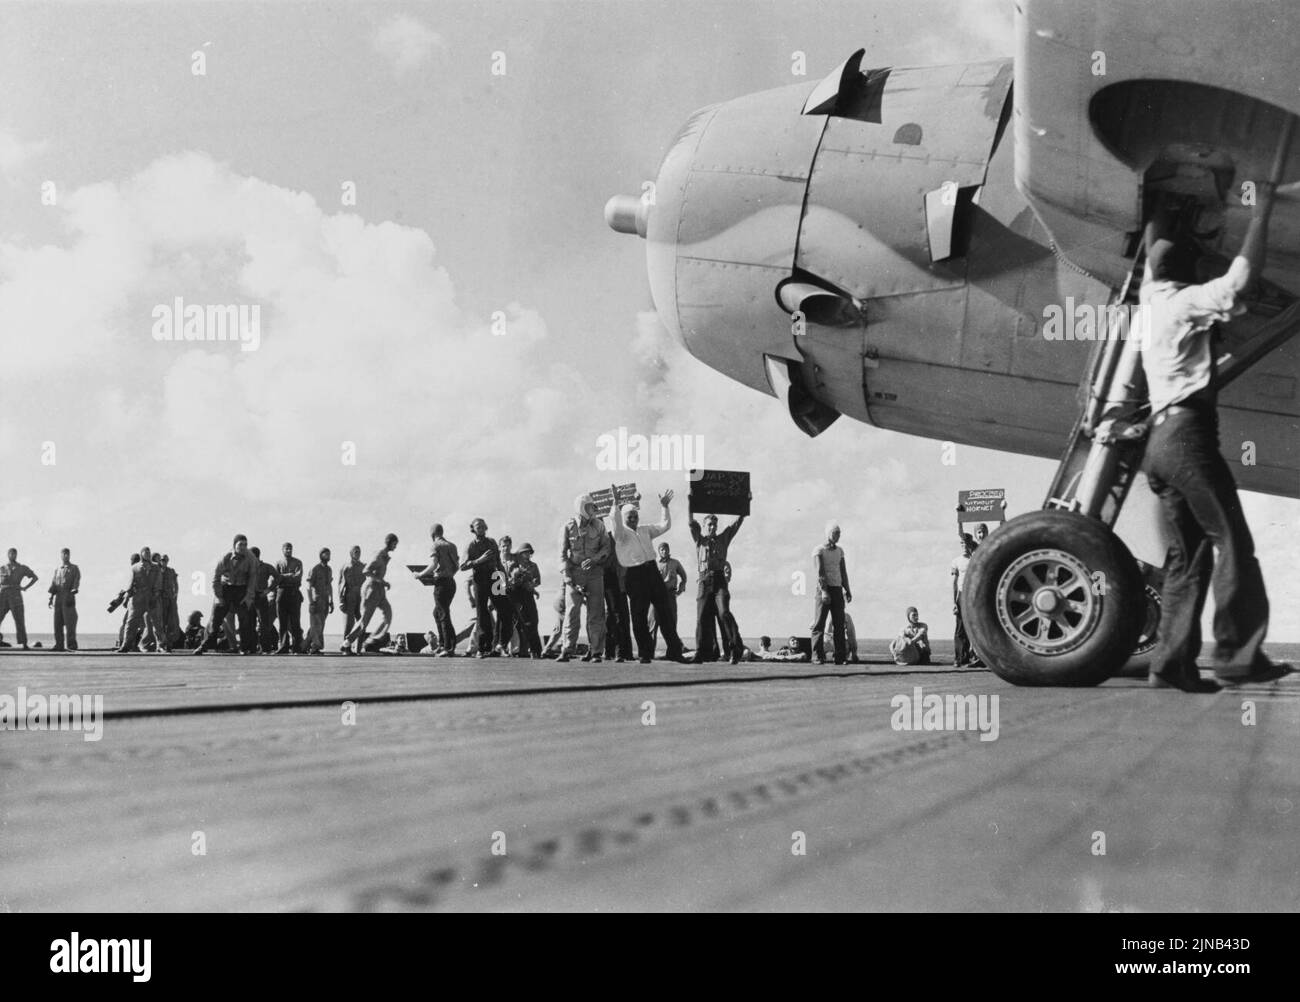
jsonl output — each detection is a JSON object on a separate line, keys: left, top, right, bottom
{"left": 688, "top": 469, "right": 751, "bottom": 516}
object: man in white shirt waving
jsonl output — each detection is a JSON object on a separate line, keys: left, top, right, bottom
{"left": 609, "top": 486, "right": 688, "bottom": 664}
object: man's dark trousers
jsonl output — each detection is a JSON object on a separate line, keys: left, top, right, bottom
{"left": 1145, "top": 405, "right": 1269, "bottom": 677}
{"left": 626, "top": 561, "right": 684, "bottom": 660}
{"left": 254, "top": 595, "right": 276, "bottom": 652}
{"left": 433, "top": 576, "right": 457, "bottom": 650}
{"left": 695, "top": 574, "right": 739, "bottom": 659}
{"left": 277, "top": 589, "right": 304, "bottom": 652}
{"left": 206, "top": 583, "right": 256, "bottom": 653}
{"left": 510, "top": 590, "right": 541, "bottom": 656}
{"left": 953, "top": 608, "right": 971, "bottom": 665}
{"left": 604, "top": 574, "right": 633, "bottom": 660}
{"left": 810, "top": 585, "right": 846, "bottom": 663}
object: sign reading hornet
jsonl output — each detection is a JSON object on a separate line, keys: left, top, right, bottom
{"left": 589, "top": 483, "right": 639, "bottom": 518}
{"left": 688, "top": 469, "right": 751, "bottom": 517}
{"left": 956, "top": 488, "right": 1007, "bottom": 528}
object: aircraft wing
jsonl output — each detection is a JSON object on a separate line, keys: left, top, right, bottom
{"left": 1014, "top": 0, "right": 1300, "bottom": 293}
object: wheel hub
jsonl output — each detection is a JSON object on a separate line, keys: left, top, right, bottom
{"left": 1032, "top": 589, "right": 1060, "bottom": 613}
{"left": 995, "top": 549, "right": 1102, "bottom": 656}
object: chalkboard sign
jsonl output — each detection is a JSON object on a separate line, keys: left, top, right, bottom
{"left": 589, "top": 483, "right": 639, "bottom": 518}
{"left": 689, "top": 469, "right": 751, "bottom": 516}
{"left": 956, "top": 488, "right": 1007, "bottom": 525}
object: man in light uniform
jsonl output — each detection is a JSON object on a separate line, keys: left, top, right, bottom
{"left": 345, "top": 534, "right": 398, "bottom": 654}
{"left": 120, "top": 546, "right": 157, "bottom": 653}
{"left": 558, "top": 495, "right": 611, "bottom": 663}
{"left": 338, "top": 545, "right": 365, "bottom": 651}
{"left": 48, "top": 548, "right": 81, "bottom": 652}
{"left": 306, "top": 547, "right": 333, "bottom": 655}
{"left": 0, "top": 550, "right": 38, "bottom": 651}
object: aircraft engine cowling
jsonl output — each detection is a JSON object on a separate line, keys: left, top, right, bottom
{"left": 603, "top": 55, "right": 1060, "bottom": 441}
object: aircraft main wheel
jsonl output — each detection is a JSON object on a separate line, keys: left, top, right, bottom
{"left": 1132, "top": 583, "right": 1162, "bottom": 657}
{"left": 963, "top": 511, "right": 1144, "bottom": 686}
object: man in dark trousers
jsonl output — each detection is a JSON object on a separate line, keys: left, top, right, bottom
{"left": 506, "top": 542, "right": 543, "bottom": 658}
{"left": 275, "top": 541, "right": 305, "bottom": 654}
{"left": 146, "top": 552, "right": 169, "bottom": 652}
{"left": 161, "top": 555, "right": 181, "bottom": 650}
{"left": 810, "top": 521, "right": 852, "bottom": 665}
{"left": 418, "top": 523, "right": 460, "bottom": 656}
{"left": 193, "top": 535, "right": 258, "bottom": 655}
{"left": 249, "top": 547, "right": 280, "bottom": 653}
{"left": 648, "top": 541, "right": 687, "bottom": 652}
{"left": 461, "top": 518, "right": 505, "bottom": 659}
{"left": 951, "top": 533, "right": 974, "bottom": 667}
{"left": 603, "top": 551, "right": 634, "bottom": 663}
{"left": 1139, "top": 189, "right": 1292, "bottom": 691}
{"left": 689, "top": 511, "right": 745, "bottom": 664}
{"left": 610, "top": 487, "right": 687, "bottom": 664}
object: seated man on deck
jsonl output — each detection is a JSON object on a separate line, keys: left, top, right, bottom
{"left": 890, "top": 607, "right": 931, "bottom": 665}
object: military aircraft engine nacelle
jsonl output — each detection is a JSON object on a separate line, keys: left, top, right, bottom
{"left": 605, "top": 53, "right": 1079, "bottom": 459}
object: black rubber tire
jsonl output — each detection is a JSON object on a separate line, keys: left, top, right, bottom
{"left": 963, "top": 510, "right": 1145, "bottom": 686}
{"left": 1132, "top": 582, "right": 1163, "bottom": 657}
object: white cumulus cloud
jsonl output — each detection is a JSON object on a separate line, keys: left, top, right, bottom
{"left": 372, "top": 14, "right": 443, "bottom": 74}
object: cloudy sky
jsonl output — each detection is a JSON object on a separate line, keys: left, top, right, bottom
{"left": 1, "top": 0, "right": 1296, "bottom": 641}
